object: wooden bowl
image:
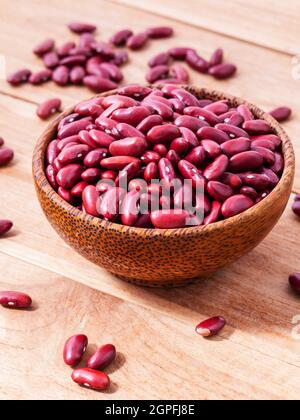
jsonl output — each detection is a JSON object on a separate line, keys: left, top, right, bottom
{"left": 32, "top": 86, "right": 295, "bottom": 287}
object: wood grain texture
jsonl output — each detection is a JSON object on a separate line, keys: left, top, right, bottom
{"left": 0, "top": 0, "right": 300, "bottom": 400}
{"left": 114, "top": 0, "right": 300, "bottom": 55}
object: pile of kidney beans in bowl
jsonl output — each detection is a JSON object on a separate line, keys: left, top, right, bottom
{"left": 45, "top": 84, "right": 284, "bottom": 230}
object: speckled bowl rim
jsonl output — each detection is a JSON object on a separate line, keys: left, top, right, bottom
{"left": 33, "top": 85, "right": 295, "bottom": 238}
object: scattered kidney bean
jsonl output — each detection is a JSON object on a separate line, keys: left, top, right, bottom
{"left": 209, "top": 64, "right": 237, "bottom": 79}
{"left": 111, "top": 29, "right": 133, "bottom": 46}
{"left": 70, "top": 66, "right": 86, "bottom": 84}
{"left": 63, "top": 335, "right": 88, "bottom": 366}
{"left": 170, "top": 64, "right": 190, "bottom": 82}
{"left": 68, "top": 22, "right": 97, "bottom": 34}
{"left": 270, "top": 107, "right": 292, "bottom": 122}
{"left": 43, "top": 51, "right": 59, "bottom": 69}
{"left": 196, "top": 316, "right": 226, "bottom": 337}
{"left": 0, "top": 220, "right": 13, "bottom": 236}
{"left": 0, "top": 291, "right": 32, "bottom": 309}
{"left": 148, "top": 52, "right": 170, "bottom": 68}
{"left": 209, "top": 49, "right": 224, "bottom": 67}
{"left": 186, "top": 50, "right": 209, "bottom": 73}
{"left": 127, "top": 32, "right": 149, "bottom": 50}
{"left": 29, "top": 69, "right": 52, "bottom": 85}
{"left": 7, "top": 69, "right": 32, "bottom": 86}
{"left": 37, "top": 98, "right": 62, "bottom": 120}
{"left": 169, "top": 47, "right": 191, "bottom": 60}
{"left": 84, "top": 76, "right": 117, "bottom": 93}
{"left": 289, "top": 273, "right": 300, "bottom": 295}
{"left": 33, "top": 38, "right": 55, "bottom": 56}
{"left": 0, "top": 147, "right": 14, "bottom": 166}
{"left": 292, "top": 201, "right": 300, "bottom": 217}
{"left": 52, "top": 66, "right": 69, "bottom": 86}
{"left": 87, "top": 344, "right": 116, "bottom": 371}
{"left": 146, "top": 65, "right": 169, "bottom": 83}
{"left": 72, "top": 368, "right": 110, "bottom": 391}
{"left": 147, "top": 26, "right": 174, "bottom": 39}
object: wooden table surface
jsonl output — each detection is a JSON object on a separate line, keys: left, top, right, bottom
{"left": 0, "top": 0, "right": 300, "bottom": 400}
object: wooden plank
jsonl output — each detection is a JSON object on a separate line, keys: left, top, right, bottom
{"left": 1, "top": 94, "right": 300, "bottom": 400}
{"left": 0, "top": 0, "right": 299, "bottom": 190}
{"left": 114, "top": 0, "right": 300, "bottom": 55}
{"left": 0, "top": 252, "right": 300, "bottom": 400}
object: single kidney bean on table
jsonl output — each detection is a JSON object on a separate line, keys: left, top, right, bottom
{"left": 45, "top": 85, "right": 284, "bottom": 229}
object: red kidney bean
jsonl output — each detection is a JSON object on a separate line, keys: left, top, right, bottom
{"left": 141, "top": 151, "right": 161, "bottom": 165}
{"left": 115, "top": 161, "right": 140, "bottom": 187}
{"left": 204, "top": 201, "right": 222, "bottom": 225}
{"left": 43, "top": 51, "right": 59, "bottom": 68}
{"left": 112, "top": 107, "right": 151, "bottom": 126}
{"left": 117, "top": 85, "right": 152, "bottom": 99}
{"left": 103, "top": 95, "right": 138, "bottom": 110}
{"left": 72, "top": 368, "right": 110, "bottom": 391}
{"left": 127, "top": 32, "right": 149, "bottom": 50}
{"left": 242, "top": 173, "right": 270, "bottom": 190}
{"left": 143, "top": 98, "right": 174, "bottom": 120}
{"left": 221, "top": 138, "right": 251, "bottom": 157}
{"left": 58, "top": 144, "right": 90, "bottom": 165}
{"left": 178, "top": 160, "right": 205, "bottom": 189}
{"left": 84, "top": 149, "right": 107, "bottom": 167}
{"left": 129, "top": 179, "right": 148, "bottom": 193}
{"left": 201, "top": 140, "right": 221, "bottom": 159}
{"left": 205, "top": 101, "right": 229, "bottom": 115}
{"left": 63, "top": 334, "right": 88, "bottom": 367}
{"left": 97, "top": 180, "right": 115, "bottom": 195}
{"left": 29, "top": 69, "right": 52, "bottom": 85}
{"left": 166, "top": 149, "right": 180, "bottom": 167}
{"left": 99, "top": 63, "right": 123, "bottom": 83}
{"left": 59, "top": 186, "right": 75, "bottom": 204}
{"left": 77, "top": 130, "right": 98, "bottom": 148}
{"left": 253, "top": 146, "right": 275, "bottom": 166}
{"left": 0, "top": 147, "right": 14, "bottom": 166}
{"left": 170, "top": 138, "right": 189, "bottom": 156}
{"left": 170, "top": 88, "right": 200, "bottom": 107}
{"left": 146, "top": 65, "right": 169, "bottom": 83}
{"left": 179, "top": 127, "right": 199, "bottom": 148}
{"left": 147, "top": 26, "right": 174, "bottom": 38}
{"left": 222, "top": 172, "right": 243, "bottom": 190}
{"left": 151, "top": 210, "right": 190, "bottom": 229}
{"left": 251, "top": 134, "right": 281, "bottom": 149}
{"left": 226, "top": 112, "right": 244, "bottom": 127}
{"left": 203, "top": 155, "right": 229, "bottom": 181}
{"left": 169, "top": 47, "right": 191, "bottom": 60}
{"left": 144, "top": 162, "right": 158, "bottom": 182}
{"left": 110, "top": 29, "right": 133, "bottom": 46}
{"left": 185, "top": 146, "right": 206, "bottom": 167}
{"left": 170, "top": 64, "right": 190, "bottom": 82}
{"left": 57, "top": 164, "right": 83, "bottom": 189}
{"left": 215, "top": 123, "right": 250, "bottom": 139}
{"left": 87, "top": 344, "right": 116, "bottom": 371}
{"left": 169, "top": 98, "right": 185, "bottom": 114}
{"left": 82, "top": 185, "right": 101, "bottom": 216}
{"left": 174, "top": 183, "right": 193, "bottom": 210}
{"left": 53, "top": 158, "right": 63, "bottom": 172}
{"left": 121, "top": 191, "right": 141, "bottom": 226}
{"left": 81, "top": 168, "right": 102, "bottom": 183}
{"left": 83, "top": 76, "right": 117, "bottom": 93}
{"left": 0, "top": 137, "right": 5, "bottom": 147}
{"left": 175, "top": 115, "right": 209, "bottom": 133}
{"left": 147, "top": 124, "right": 180, "bottom": 144}
{"left": 185, "top": 107, "right": 221, "bottom": 126}
{"left": 95, "top": 118, "right": 119, "bottom": 137}
{"left": 261, "top": 168, "right": 279, "bottom": 188}
{"left": 86, "top": 63, "right": 108, "bottom": 78}
{"left": 79, "top": 33, "right": 95, "bottom": 49}
{"left": 88, "top": 130, "right": 114, "bottom": 148}
{"left": 58, "top": 118, "right": 91, "bottom": 140}
{"left": 186, "top": 50, "right": 209, "bottom": 73}
{"left": 229, "top": 151, "right": 263, "bottom": 172}
{"left": 243, "top": 120, "right": 272, "bottom": 134}
{"left": 70, "top": 66, "right": 86, "bottom": 84}
{"left": 159, "top": 158, "right": 176, "bottom": 188}
{"left": 52, "top": 65, "right": 69, "bottom": 86}
{"left": 148, "top": 52, "right": 170, "bottom": 68}
{"left": 196, "top": 316, "right": 226, "bottom": 337}
{"left": 207, "top": 181, "right": 233, "bottom": 202}
{"left": 269, "top": 107, "right": 292, "bottom": 123}
{"left": 101, "top": 156, "right": 140, "bottom": 171}
{"left": 270, "top": 152, "right": 284, "bottom": 174}
{"left": 222, "top": 194, "right": 254, "bottom": 218}
{"left": 114, "top": 50, "right": 130, "bottom": 67}
{"left": 68, "top": 22, "right": 97, "bottom": 34}
{"left": 251, "top": 139, "right": 275, "bottom": 151}
{"left": 110, "top": 137, "right": 147, "bottom": 157}
{"left": 292, "top": 201, "right": 300, "bottom": 217}
{"left": 101, "top": 170, "right": 117, "bottom": 181}
{"left": 0, "top": 291, "right": 32, "bottom": 309}
{"left": 289, "top": 273, "right": 300, "bottom": 295}
{"left": 237, "top": 104, "right": 254, "bottom": 121}
{"left": 0, "top": 220, "right": 13, "bottom": 236}
{"left": 46, "top": 165, "right": 58, "bottom": 189}
{"left": 197, "top": 126, "right": 229, "bottom": 144}
{"left": 57, "top": 41, "right": 76, "bottom": 57}
{"left": 98, "top": 187, "right": 126, "bottom": 221}
{"left": 71, "top": 181, "right": 89, "bottom": 198}
{"left": 240, "top": 186, "right": 258, "bottom": 200}
{"left": 209, "top": 63, "right": 237, "bottom": 79}
{"left": 135, "top": 213, "right": 153, "bottom": 228}
{"left": 7, "top": 68, "right": 31, "bottom": 86}
{"left": 33, "top": 38, "right": 55, "bottom": 56}
{"left": 137, "top": 115, "right": 163, "bottom": 134}
{"left": 37, "top": 98, "right": 62, "bottom": 120}
{"left": 295, "top": 195, "right": 300, "bottom": 202}
{"left": 209, "top": 48, "right": 224, "bottom": 67}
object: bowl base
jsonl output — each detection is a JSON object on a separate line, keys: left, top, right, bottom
{"left": 115, "top": 274, "right": 201, "bottom": 288}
